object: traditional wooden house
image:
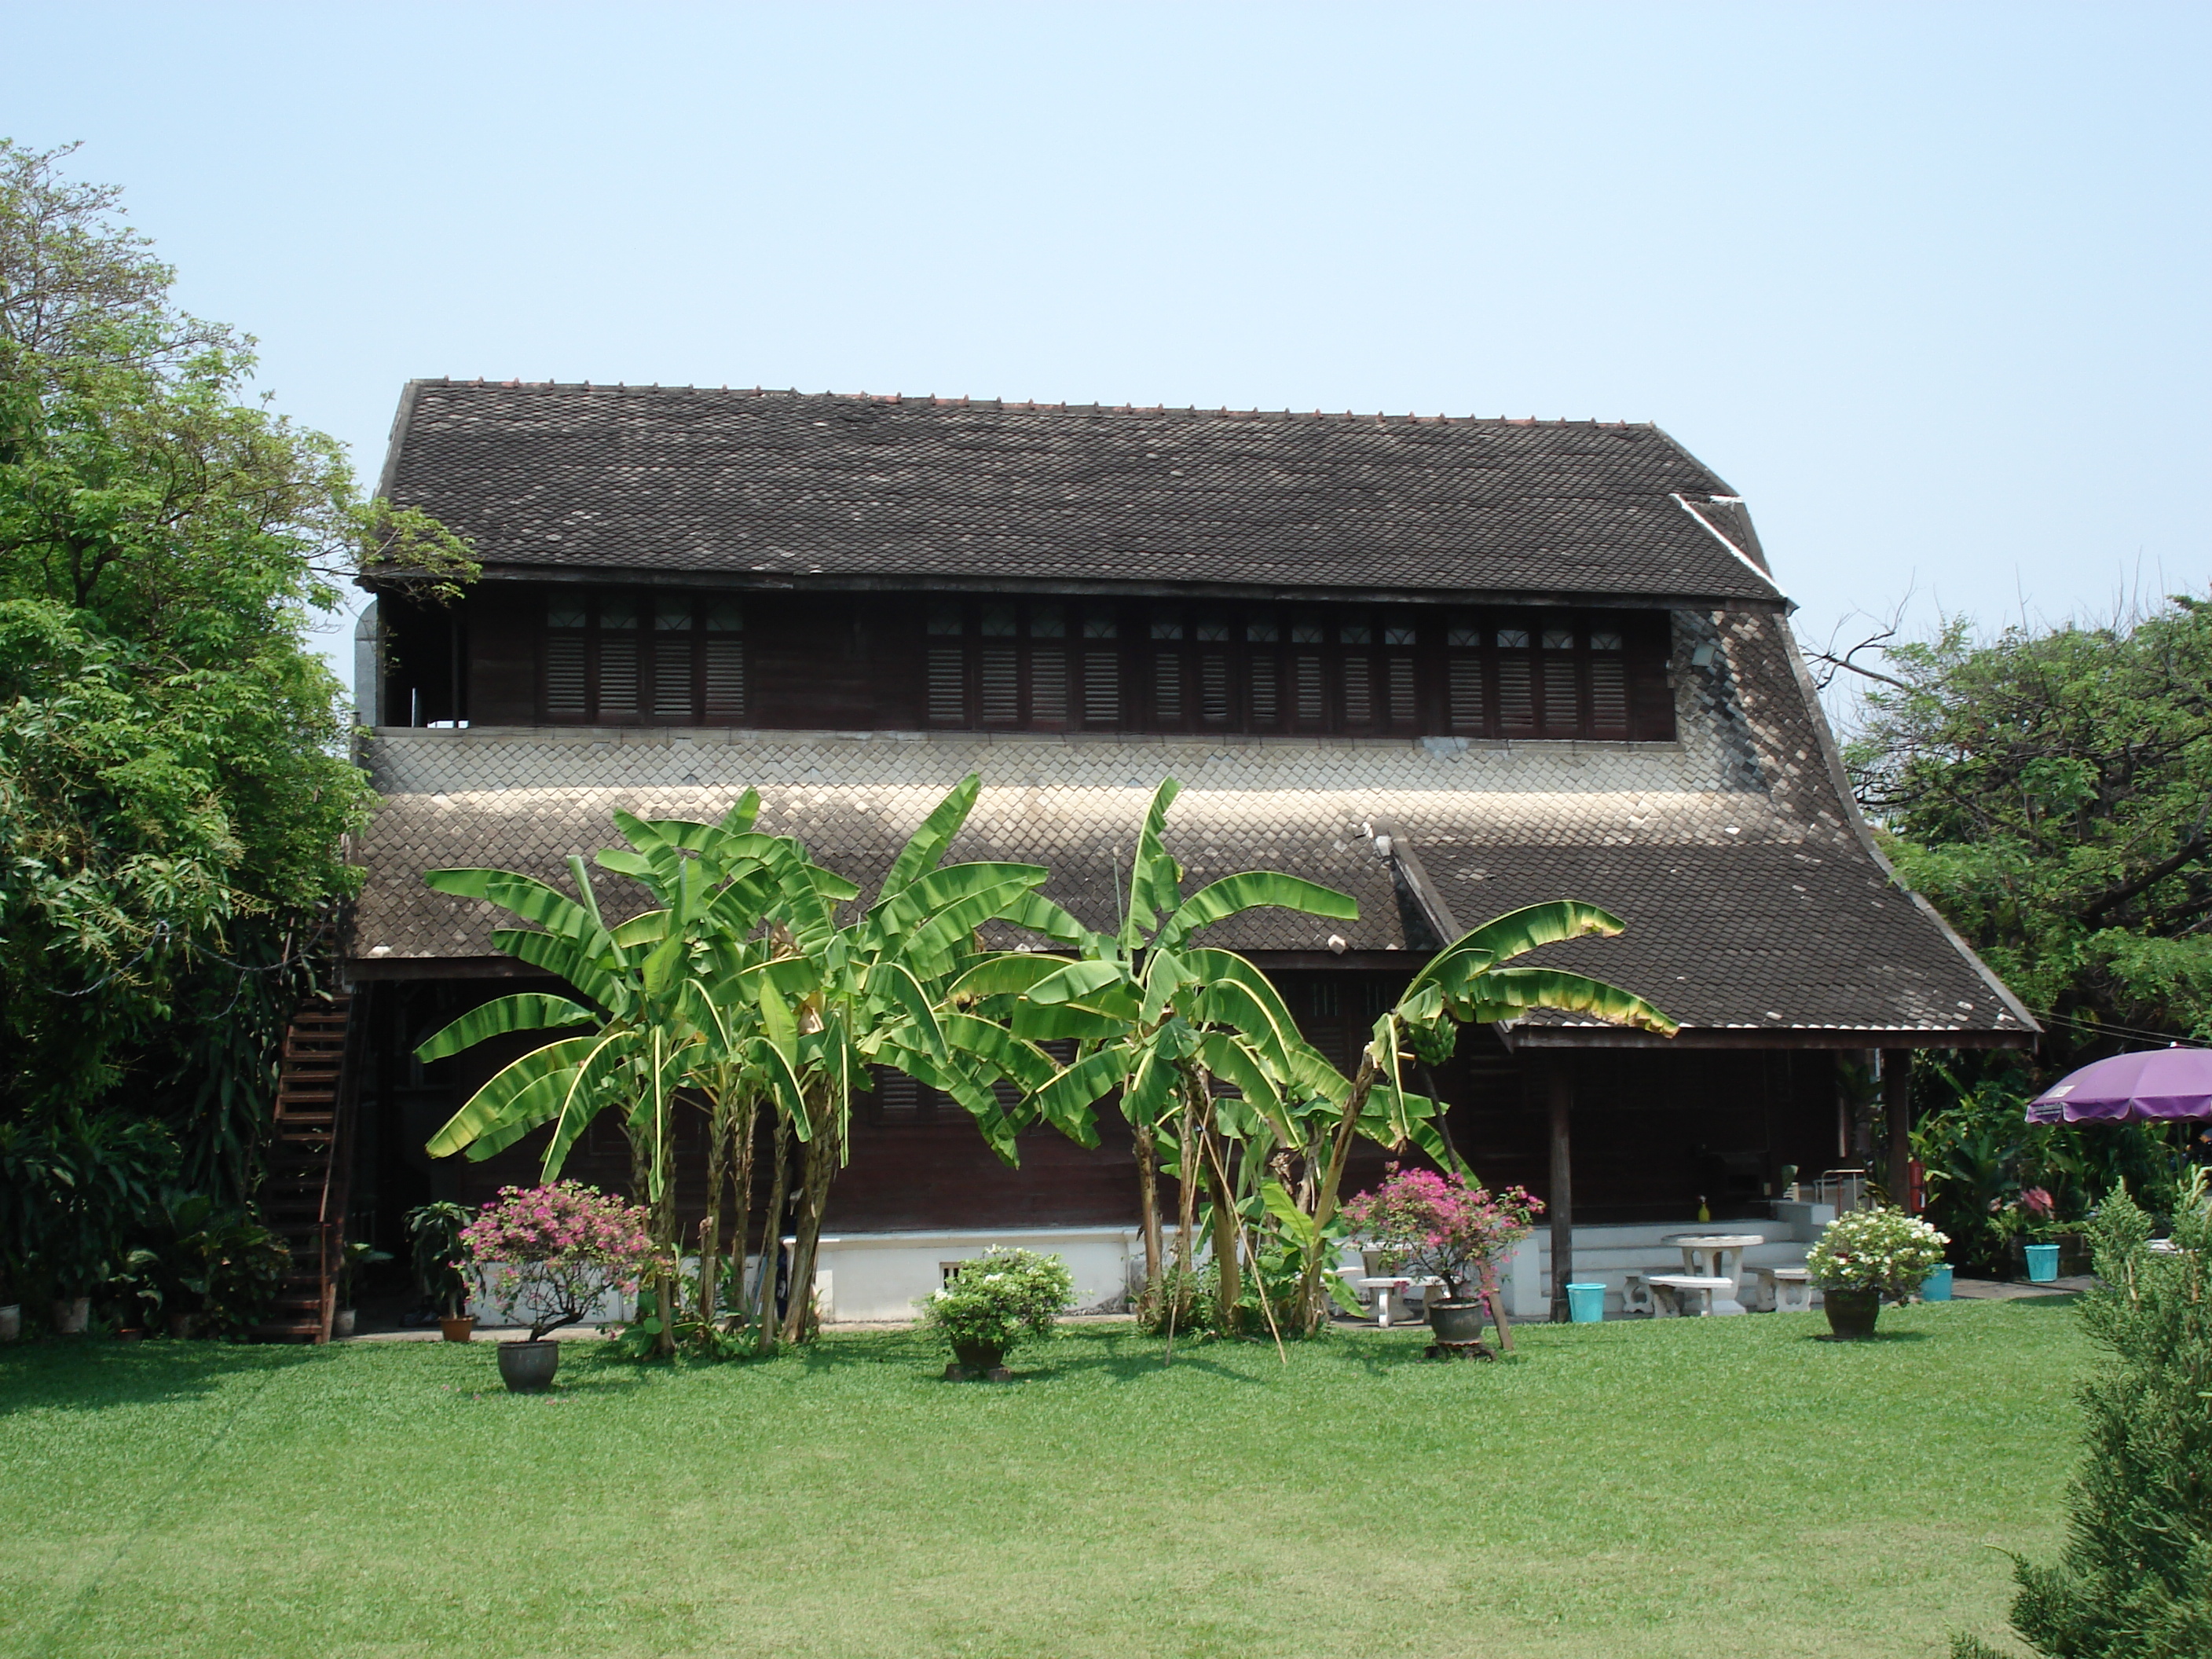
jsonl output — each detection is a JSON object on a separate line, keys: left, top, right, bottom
{"left": 338, "top": 380, "right": 2034, "bottom": 1323}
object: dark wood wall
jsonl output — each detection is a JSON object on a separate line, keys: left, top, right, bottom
{"left": 375, "top": 584, "right": 1677, "bottom": 742}
{"left": 357, "top": 975, "right": 1840, "bottom": 1255}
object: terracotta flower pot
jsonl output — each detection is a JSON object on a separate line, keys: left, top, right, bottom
{"left": 439, "top": 1314, "right": 476, "bottom": 1343}
{"left": 496, "top": 1340, "right": 559, "bottom": 1393}
{"left": 1823, "top": 1287, "right": 1881, "bottom": 1339}
{"left": 53, "top": 1296, "right": 90, "bottom": 1336}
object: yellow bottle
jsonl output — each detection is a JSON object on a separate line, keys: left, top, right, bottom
{"left": 1697, "top": 1195, "right": 1711, "bottom": 1224}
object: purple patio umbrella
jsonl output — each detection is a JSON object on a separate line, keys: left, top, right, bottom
{"left": 2026, "top": 1046, "right": 2212, "bottom": 1124}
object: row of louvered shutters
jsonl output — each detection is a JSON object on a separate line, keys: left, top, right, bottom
{"left": 926, "top": 641, "right": 1631, "bottom": 738}
{"left": 544, "top": 598, "right": 745, "bottom": 723}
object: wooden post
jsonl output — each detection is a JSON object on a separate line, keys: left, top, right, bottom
{"left": 1548, "top": 1058, "right": 1573, "bottom": 1322}
{"left": 1882, "top": 1049, "right": 1912, "bottom": 1210}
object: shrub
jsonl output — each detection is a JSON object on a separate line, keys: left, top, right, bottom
{"left": 917, "top": 1247, "right": 1073, "bottom": 1358}
{"left": 458, "top": 1182, "right": 655, "bottom": 1343}
{"left": 405, "top": 1200, "right": 474, "bottom": 1318}
{"left": 1341, "top": 1165, "right": 1543, "bottom": 1299}
{"left": 116, "top": 1193, "right": 291, "bottom": 1335}
{"left": 1806, "top": 1207, "right": 1949, "bottom": 1303}
{"left": 1953, "top": 1171, "right": 2212, "bottom": 1658}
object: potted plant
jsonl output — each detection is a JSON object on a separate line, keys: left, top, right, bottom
{"left": 459, "top": 1182, "right": 654, "bottom": 1392}
{"left": 917, "top": 1247, "right": 1074, "bottom": 1379}
{"left": 1805, "top": 1207, "right": 1950, "bottom": 1338}
{"left": 1341, "top": 1165, "right": 1542, "bottom": 1345}
{"left": 8, "top": 1112, "right": 177, "bottom": 1335}
{"left": 332, "top": 1240, "right": 392, "bottom": 1339}
{"left": 406, "top": 1201, "right": 476, "bottom": 1340}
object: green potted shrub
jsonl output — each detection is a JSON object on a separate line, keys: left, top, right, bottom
{"left": 119, "top": 1195, "right": 291, "bottom": 1339}
{"left": 917, "top": 1247, "right": 1074, "bottom": 1379}
{"left": 1806, "top": 1207, "right": 1950, "bottom": 1339}
{"left": 9, "top": 1112, "right": 175, "bottom": 1334}
{"left": 405, "top": 1201, "right": 476, "bottom": 1340}
{"left": 458, "top": 1182, "right": 654, "bottom": 1392}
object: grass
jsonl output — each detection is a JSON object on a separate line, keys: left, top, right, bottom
{"left": 0, "top": 1299, "right": 2088, "bottom": 1659}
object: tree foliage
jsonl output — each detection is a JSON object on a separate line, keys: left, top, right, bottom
{"left": 1846, "top": 597, "right": 2212, "bottom": 1057}
{"left": 0, "top": 138, "right": 471, "bottom": 1166}
{"left": 1953, "top": 1173, "right": 2212, "bottom": 1659}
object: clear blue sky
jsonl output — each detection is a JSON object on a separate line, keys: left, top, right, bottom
{"left": 6, "top": 2, "right": 2206, "bottom": 692}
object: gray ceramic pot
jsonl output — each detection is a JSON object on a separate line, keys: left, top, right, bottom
{"left": 1427, "top": 1300, "right": 1491, "bottom": 1344}
{"left": 1823, "top": 1288, "right": 1881, "bottom": 1339}
{"left": 0, "top": 1305, "right": 20, "bottom": 1342}
{"left": 52, "top": 1296, "right": 90, "bottom": 1336}
{"left": 496, "top": 1340, "right": 560, "bottom": 1393}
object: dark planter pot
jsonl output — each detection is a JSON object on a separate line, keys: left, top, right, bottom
{"left": 331, "top": 1309, "right": 357, "bottom": 1340}
{"left": 496, "top": 1340, "right": 559, "bottom": 1393}
{"left": 951, "top": 1339, "right": 1008, "bottom": 1374}
{"left": 1824, "top": 1288, "right": 1881, "bottom": 1339}
{"left": 438, "top": 1315, "right": 476, "bottom": 1343}
{"left": 0, "top": 1305, "right": 20, "bottom": 1342}
{"left": 1428, "top": 1300, "right": 1491, "bottom": 1345}
{"left": 53, "top": 1296, "right": 90, "bottom": 1335}
{"left": 166, "top": 1311, "right": 198, "bottom": 1341}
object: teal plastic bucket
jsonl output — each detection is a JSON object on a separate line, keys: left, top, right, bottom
{"left": 2024, "top": 1243, "right": 2060, "bottom": 1284}
{"left": 1921, "top": 1264, "right": 1954, "bottom": 1302}
{"left": 1566, "top": 1283, "right": 1606, "bottom": 1324}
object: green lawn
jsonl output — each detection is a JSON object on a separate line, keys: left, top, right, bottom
{"left": 0, "top": 1301, "right": 2083, "bottom": 1659}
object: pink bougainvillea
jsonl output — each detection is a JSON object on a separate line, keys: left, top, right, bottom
{"left": 1340, "top": 1165, "right": 1544, "bottom": 1298}
{"left": 459, "top": 1182, "right": 657, "bottom": 1342}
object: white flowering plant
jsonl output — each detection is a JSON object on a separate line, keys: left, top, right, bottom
{"left": 1805, "top": 1207, "right": 1950, "bottom": 1303}
{"left": 916, "top": 1247, "right": 1074, "bottom": 1356}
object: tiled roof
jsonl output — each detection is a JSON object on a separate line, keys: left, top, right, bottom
{"left": 347, "top": 610, "right": 2031, "bottom": 1042}
{"left": 378, "top": 381, "right": 1785, "bottom": 603}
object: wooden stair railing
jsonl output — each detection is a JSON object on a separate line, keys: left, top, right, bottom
{"left": 253, "top": 994, "right": 360, "bottom": 1342}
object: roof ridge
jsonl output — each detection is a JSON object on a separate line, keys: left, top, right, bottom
{"left": 411, "top": 378, "right": 1656, "bottom": 430}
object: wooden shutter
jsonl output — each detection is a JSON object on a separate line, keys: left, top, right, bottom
{"left": 1496, "top": 624, "right": 1536, "bottom": 736}
{"left": 1540, "top": 625, "right": 1579, "bottom": 738}
{"left": 1291, "top": 619, "right": 1327, "bottom": 728}
{"left": 1246, "top": 617, "right": 1280, "bottom": 728}
{"left": 926, "top": 603, "right": 966, "bottom": 726}
{"left": 1028, "top": 604, "right": 1068, "bottom": 729}
{"left": 1196, "top": 619, "right": 1232, "bottom": 727}
{"left": 1588, "top": 624, "right": 1629, "bottom": 738}
{"left": 704, "top": 599, "right": 745, "bottom": 720}
{"left": 544, "top": 595, "right": 588, "bottom": 720}
{"left": 1149, "top": 613, "right": 1185, "bottom": 728}
{"left": 1382, "top": 621, "right": 1418, "bottom": 729}
{"left": 1445, "top": 616, "right": 1482, "bottom": 734}
{"left": 597, "top": 595, "right": 639, "bottom": 719}
{"left": 650, "top": 596, "right": 695, "bottom": 721}
{"left": 1080, "top": 613, "right": 1120, "bottom": 727}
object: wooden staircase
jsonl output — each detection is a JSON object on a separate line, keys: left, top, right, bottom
{"left": 254, "top": 994, "right": 360, "bottom": 1342}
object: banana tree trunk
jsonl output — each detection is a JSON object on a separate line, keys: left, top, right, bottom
{"left": 1134, "top": 1122, "right": 1163, "bottom": 1300}
{"left": 781, "top": 1082, "right": 840, "bottom": 1345}
{"left": 697, "top": 1091, "right": 733, "bottom": 1332}
{"left": 1296, "top": 1045, "right": 1382, "bottom": 1335}
{"left": 1203, "top": 1128, "right": 1243, "bottom": 1335}
{"left": 753, "top": 1117, "right": 790, "bottom": 1355}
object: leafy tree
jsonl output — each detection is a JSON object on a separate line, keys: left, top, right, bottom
{"left": 1843, "top": 597, "right": 2212, "bottom": 1060}
{"left": 1952, "top": 1172, "right": 2212, "bottom": 1659}
{"left": 0, "top": 138, "right": 470, "bottom": 1185}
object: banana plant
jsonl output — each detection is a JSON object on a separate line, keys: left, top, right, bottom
{"left": 948, "top": 778, "right": 1364, "bottom": 1338}
{"left": 1287, "top": 900, "right": 1682, "bottom": 1333}
{"left": 411, "top": 791, "right": 840, "bottom": 1351}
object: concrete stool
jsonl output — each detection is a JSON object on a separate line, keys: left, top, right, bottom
{"left": 1754, "top": 1266, "right": 1813, "bottom": 1313}
{"left": 1621, "top": 1272, "right": 1656, "bottom": 1316}
{"left": 1647, "top": 1274, "right": 1737, "bottom": 1317}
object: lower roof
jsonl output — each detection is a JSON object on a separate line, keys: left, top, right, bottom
{"left": 347, "top": 718, "right": 2032, "bottom": 1049}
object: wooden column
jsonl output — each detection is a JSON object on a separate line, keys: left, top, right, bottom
{"left": 1548, "top": 1057, "right": 1574, "bottom": 1322}
{"left": 1882, "top": 1049, "right": 1913, "bottom": 1210}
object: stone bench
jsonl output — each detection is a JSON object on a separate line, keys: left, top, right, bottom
{"left": 1753, "top": 1266, "right": 1814, "bottom": 1313}
{"left": 1646, "top": 1274, "right": 1738, "bottom": 1317}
